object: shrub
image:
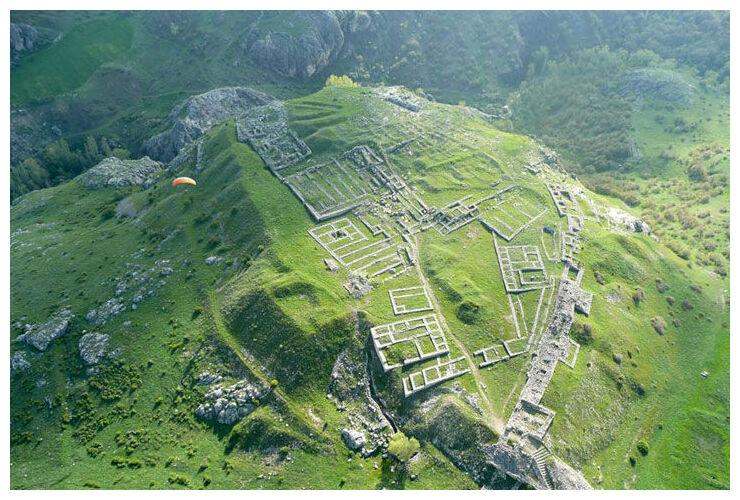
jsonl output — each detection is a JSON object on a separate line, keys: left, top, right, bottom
{"left": 594, "top": 270, "right": 605, "bottom": 285}
{"left": 571, "top": 322, "right": 593, "bottom": 344}
{"left": 632, "top": 287, "right": 646, "bottom": 306}
{"left": 168, "top": 473, "right": 190, "bottom": 486}
{"left": 636, "top": 440, "right": 649, "bottom": 456}
{"left": 89, "top": 361, "right": 141, "bottom": 400}
{"left": 650, "top": 316, "right": 667, "bottom": 335}
{"left": 325, "top": 75, "right": 360, "bottom": 87}
{"left": 86, "top": 442, "right": 103, "bottom": 458}
{"left": 456, "top": 300, "right": 480, "bottom": 324}
{"left": 100, "top": 207, "right": 116, "bottom": 221}
{"left": 387, "top": 432, "right": 420, "bottom": 463}
{"left": 83, "top": 481, "right": 101, "bottom": 488}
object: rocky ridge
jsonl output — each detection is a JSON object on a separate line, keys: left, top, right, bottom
{"left": 141, "top": 87, "right": 275, "bottom": 162}
{"left": 76, "top": 156, "right": 163, "bottom": 189}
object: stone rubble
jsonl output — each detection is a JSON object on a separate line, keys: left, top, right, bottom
{"left": 11, "top": 351, "right": 31, "bottom": 372}
{"left": 78, "top": 332, "right": 111, "bottom": 365}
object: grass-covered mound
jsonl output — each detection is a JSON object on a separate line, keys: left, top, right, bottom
{"left": 10, "top": 84, "right": 728, "bottom": 490}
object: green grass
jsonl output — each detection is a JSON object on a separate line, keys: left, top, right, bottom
{"left": 10, "top": 85, "right": 729, "bottom": 489}
{"left": 11, "top": 14, "right": 134, "bottom": 106}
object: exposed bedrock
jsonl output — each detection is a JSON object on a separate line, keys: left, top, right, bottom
{"left": 141, "top": 87, "right": 276, "bottom": 162}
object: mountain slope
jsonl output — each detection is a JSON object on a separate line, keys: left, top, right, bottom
{"left": 10, "top": 85, "right": 729, "bottom": 489}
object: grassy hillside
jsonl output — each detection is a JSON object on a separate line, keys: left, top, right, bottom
{"left": 11, "top": 85, "right": 728, "bottom": 489}
{"left": 10, "top": 14, "right": 134, "bottom": 106}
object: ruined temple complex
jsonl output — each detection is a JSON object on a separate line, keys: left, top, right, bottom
{"left": 236, "top": 87, "right": 620, "bottom": 489}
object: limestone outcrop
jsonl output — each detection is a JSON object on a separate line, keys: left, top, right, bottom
{"left": 77, "top": 157, "right": 163, "bottom": 189}
{"left": 79, "top": 332, "right": 111, "bottom": 365}
{"left": 195, "top": 380, "right": 268, "bottom": 425}
{"left": 16, "top": 308, "right": 74, "bottom": 351}
{"left": 141, "top": 87, "right": 275, "bottom": 162}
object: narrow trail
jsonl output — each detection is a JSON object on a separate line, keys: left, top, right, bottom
{"left": 411, "top": 234, "right": 505, "bottom": 434}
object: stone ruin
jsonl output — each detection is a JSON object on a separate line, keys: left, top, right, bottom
{"left": 374, "top": 86, "right": 427, "bottom": 113}
{"left": 236, "top": 102, "right": 312, "bottom": 176}
{"left": 484, "top": 275, "right": 593, "bottom": 489}
{"left": 309, "top": 217, "right": 411, "bottom": 284}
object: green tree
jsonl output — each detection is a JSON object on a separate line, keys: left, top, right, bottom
{"left": 84, "top": 136, "right": 101, "bottom": 164}
{"left": 325, "top": 74, "right": 360, "bottom": 87}
{"left": 10, "top": 158, "right": 51, "bottom": 200}
{"left": 387, "top": 432, "right": 420, "bottom": 464}
{"left": 111, "top": 148, "right": 131, "bottom": 160}
{"left": 101, "top": 137, "right": 113, "bottom": 157}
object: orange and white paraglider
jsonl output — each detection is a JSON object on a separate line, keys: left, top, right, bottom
{"left": 172, "top": 177, "right": 197, "bottom": 187}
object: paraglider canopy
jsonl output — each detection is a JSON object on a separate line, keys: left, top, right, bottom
{"left": 172, "top": 177, "right": 196, "bottom": 187}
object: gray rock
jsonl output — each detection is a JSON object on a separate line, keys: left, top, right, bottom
{"left": 195, "top": 380, "right": 267, "bottom": 425}
{"left": 11, "top": 351, "right": 31, "bottom": 372}
{"left": 78, "top": 332, "right": 111, "bottom": 365}
{"left": 77, "top": 156, "right": 163, "bottom": 189}
{"left": 205, "top": 256, "right": 225, "bottom": 265}
{"left": 16, "top": 308, "right": 74, "bottom": 351}
{"left": 141, "top": 87, "right": 275, "bottom": 162}
{"left": 197, "top": 371, "right": 224, "bottom": 385}
{"left": 85, "top": 298, "right": 126, "bottom": 326}
{"left": 10, "top": 23, "right": 38, "bottom": 53}
{"left": 341, "top": 428, "right": 366, "bottom": 451}
{"left": 548, "top": 456, "right": 592, "bottom": 490}
{"left": 246, "top": 12, "right": 345, "bottom": 80}
{"left": 344, "top": 273, "right": 372, "bottom": 298}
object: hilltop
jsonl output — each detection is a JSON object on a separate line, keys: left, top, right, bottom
{"left": 10, "top": 85, "right": 729, "bottom": 489}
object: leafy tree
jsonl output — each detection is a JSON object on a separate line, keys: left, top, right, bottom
{"left": 101, "top": 137, "right": 113, "bottom": 157}
{"left": 10, "top": 158, "right": 51, "bottom": 200}
{"left": 387, "top": 432, "right": 420, "bottom": 464}
{"left": 111, "top": 148, "right": 131, "bottom": 160}
{"left": 325, "top": 74, "right": 360, "bottom": 87}
{"left": 84, "top": 136, "right": 101, "bottom": 164}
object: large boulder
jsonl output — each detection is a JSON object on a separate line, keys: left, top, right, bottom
{"left": 141, "top": 87, "right": 275, "bottom": 162}
{"left": 195, "top": 380, "right": 268, "bottom": 425}
{"left": 85, "top": 297, "right": 126, "bottom": 326}
{"left": 76, "top": 156, "right": 163, "bottom": 189}
{"left": 341, "top": 428, "right": 366, "bottom": 451}
{"left": 16, "top": 308, "right": 74, "bottom": 351}
{"left": 245, "top": 11, "right": 345, "bottom": 80}
{"left": 606, "top": 207, "right": 651, "bottom": 234}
